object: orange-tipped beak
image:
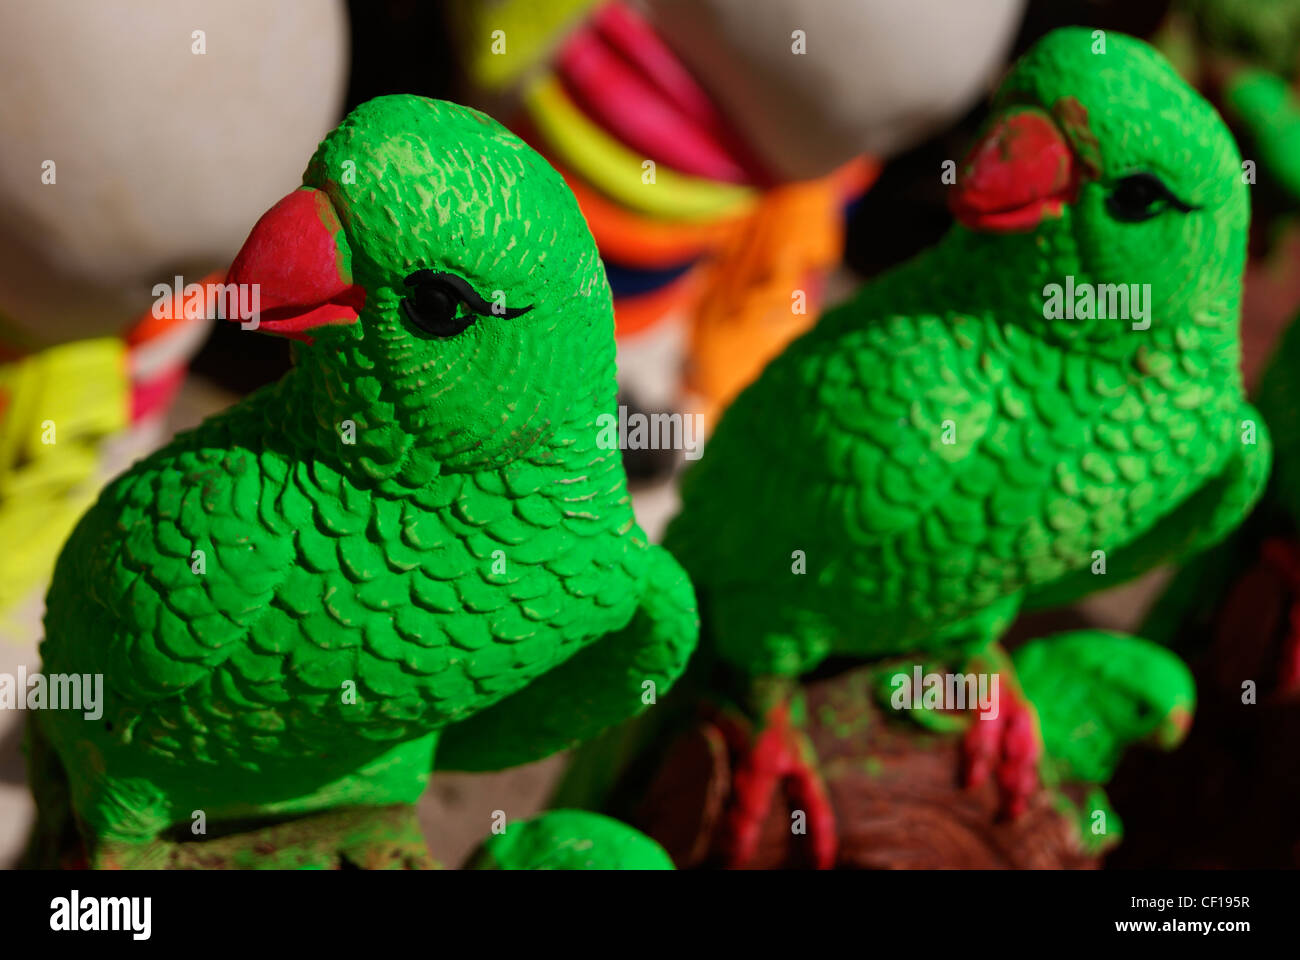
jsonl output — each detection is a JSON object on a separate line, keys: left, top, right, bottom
{"left": 1155, "top": 705, "right": 1194, "bottom": 750}
{"left": 225, "top": 187, "right": 366, "bottom": 343}
{"left": 949, "top": 107, "right": 1077, "bottom": 234}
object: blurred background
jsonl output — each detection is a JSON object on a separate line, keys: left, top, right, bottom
{"left": 2, "top": 0, "right": 1298, "bottom": 868}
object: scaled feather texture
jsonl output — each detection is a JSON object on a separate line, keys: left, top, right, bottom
{"left": 667, "top": 29, "right": 1271, "bottom": 678}
{"left": 35, "top": 95, "right": 698, "bottom": 849}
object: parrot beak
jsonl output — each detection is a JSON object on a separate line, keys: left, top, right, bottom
{"left": 949, "top": 107, "right": 1077, "bottom": 234}
{"left": 1151, "top": 704, "right": 1193, "bottom": 750}
{"left": 224, "top": 187, "right": 366, "bottom": 343}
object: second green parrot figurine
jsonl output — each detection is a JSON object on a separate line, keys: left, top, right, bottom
{"left": 662, "top": 28, "right": 1270, "bottom": 866}
{"left": 29, "top": 94, "right": 698, "bottom": 867}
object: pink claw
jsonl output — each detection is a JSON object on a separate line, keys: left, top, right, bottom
{"left": 962, "top": 679, "right": 1042, "bottom": 818}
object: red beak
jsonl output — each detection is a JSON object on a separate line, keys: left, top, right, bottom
{"left": 949, "top": 107, "right": 1076, "bottom": 233}
{"left": 225, "top": 187, "right": 365, "bottom": 343}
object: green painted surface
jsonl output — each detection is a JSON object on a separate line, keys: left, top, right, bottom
{"left": 1014, "top": 631, "right": 1196, "bottom": 785}
{"left": 470, "top": 810, "right": 674, "bottom": 870}
{"left": 35, "top": 95, "right": 698, "bottom": 858}
{"left": 666, "top": 30, "right": 1266, "bottom": 689}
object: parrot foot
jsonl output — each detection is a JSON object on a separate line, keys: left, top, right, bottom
{"left": 712, "top": 703, "right": 836, "bottom": 869}
{"left": 961, "top": 679, "right": 1042, "bottom": 820}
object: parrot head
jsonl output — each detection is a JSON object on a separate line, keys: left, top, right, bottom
{"left": 1103, "top": 640, "right": 1197, "bottom": 755}
{"left": 948, "top": 28, "right": 1247, "bottom": 361}
{"left": 1016, "top": 632, "right": 1197, "bottom": 784}
{"left": 226, "top": 95, "right": 614, "bottom": 479}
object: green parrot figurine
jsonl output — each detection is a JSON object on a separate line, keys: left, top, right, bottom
{"left": 1013, "top": 631, "right": 1196, "bottom": 787}
{"left": 661, "top": 28, "right": 1269, "bottom": 866}
{"left": 28, "top": 94, "right": 697, "bottom": 868}
{"left": 1009, "top": 629, "right": 1196, "bottom": 852}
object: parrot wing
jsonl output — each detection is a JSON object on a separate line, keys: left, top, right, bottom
{"left": 434, "top": 539, "right": 697, "bottom": 771}
{"left": 1025, "top": 402, "right": 1271, "bottom": 611}
{"left": 41, "top": 404, "right": 298, "bottom": 725}
{"left": 670, "top": 310, "right": 999, "bottom": 595}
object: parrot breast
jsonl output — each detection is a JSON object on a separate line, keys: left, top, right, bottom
{"left": 39, "top": 382, "right": 645, "bottom": 774}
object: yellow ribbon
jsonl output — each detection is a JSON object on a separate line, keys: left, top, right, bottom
{"left": 525, "top": 74, "right": 758, "bottom": 223}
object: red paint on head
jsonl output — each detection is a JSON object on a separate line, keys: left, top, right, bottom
{"left": 949, "top": 108, "right": 1077, "bottom": 234}
{"left": 225, "top": 188, "right": 365, "bottom": 343}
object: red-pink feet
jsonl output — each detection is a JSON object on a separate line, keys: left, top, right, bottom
{"left": 711, "top": 704, "right": 837, "bottom": 868}
{"left": 961, "top": 679, "right": 1042, "bottom": 818}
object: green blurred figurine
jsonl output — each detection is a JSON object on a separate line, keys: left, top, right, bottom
{"left": 659, "top": 28, "right": 1267, "bottom": 866}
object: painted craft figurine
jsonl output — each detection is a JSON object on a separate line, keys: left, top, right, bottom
{"left": 564, "top": 28, "right": 1271, "bottom": 868}
{"left": 26, "top": 94, "right": 697, "bottom": 869}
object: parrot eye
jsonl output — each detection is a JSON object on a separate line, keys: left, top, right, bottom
{"left": 1105, "top": 173, "right": 1197, "bottom": 223}
{"left": 400, "top": 270, "right": 533, "bottom": 338}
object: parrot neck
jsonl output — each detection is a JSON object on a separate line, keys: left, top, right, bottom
{"left": 257, "top": 355, "right": 621, "bottom": 496}
{"left": 251, "top": 365, "right": 423, "bottom": 485}
{"left": 880, "top": 225, "right": 1243, "bottom": 379}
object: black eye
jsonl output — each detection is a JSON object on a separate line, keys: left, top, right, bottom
{"left": 1105, "top": 173, "right": 1197, "bottom": 223}
{"left": 402, "top": 273, "right": 473, "bottom": 337}
{"left": 400, "top": 270, "right": 534, "bottom": 339}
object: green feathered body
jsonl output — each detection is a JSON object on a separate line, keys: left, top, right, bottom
{"left": 35, "top": 95, "right": 698, "bottom": 845}
{"left": 41, "top": 374, "right": 642, "bottom": 807}
{"left": 666, "top": 29, "right": 1269, "bottom": 680}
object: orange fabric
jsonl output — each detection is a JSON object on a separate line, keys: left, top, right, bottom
{"left": 834, "top": 154, "right": 882, "bottom": 203}
{"left": 559, "top": 162, "right": 748, "bottom": 268}
{"left": 612, "top": 266, "right": 701, "bottom": 338}
{"left": 557, "top": 144, "right": 880, "bottom": 421}
{"left": 123, "top": 270, "right": 226, "bottom": 346}
{"left": 685, "top": 174, "right": 850, "bottom": 424}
